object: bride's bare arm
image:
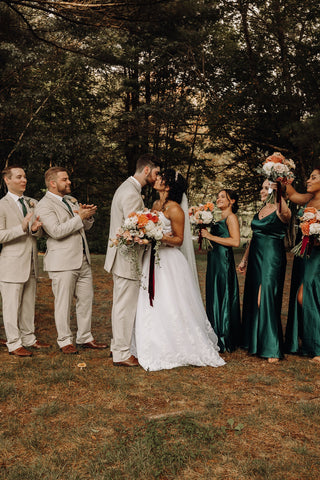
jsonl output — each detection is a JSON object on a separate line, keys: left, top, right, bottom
{"left": 161, "top": 203, "right": 184, "bottom": 247}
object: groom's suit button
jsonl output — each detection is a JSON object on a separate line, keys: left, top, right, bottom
{"left": 60, "top": 344, "right": 78, "bottom": 354}
{"left": 113, "top": 355, "right": 139, "bottom": 367}
{"left": 76, "top": 340, "right": 108, "bottom": 349}
{"left": 9, "top": 346, "right": 32, "bottom": 357}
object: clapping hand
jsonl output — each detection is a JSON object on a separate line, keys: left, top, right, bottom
{"left": 76, "top": 203, "right": 97, "bottom": 220}
{"left": 31, "top": 215, "right": 42, "bottom": 233}
{"left": 22, "top": 212, "right": 33, "bottom": 232}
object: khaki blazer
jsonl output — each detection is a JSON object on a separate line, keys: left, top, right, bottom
{"left": 35, "top": 192, "right": 93, "bottom": 272}
{"left": 0, "top": 194, "right": 39, "bottom": 282}
{"left": 104, "top": 177, "right": 144, "bottom": 280}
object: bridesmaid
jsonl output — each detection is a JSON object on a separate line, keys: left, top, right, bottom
{"left": 238, "top": 180, "right": 291, "bottom": 363}
{"left": 201, "top": 189, "right": 241, "bottom": 352}
{"left": 283, "top": 168, "right": 320, "bottom": 362}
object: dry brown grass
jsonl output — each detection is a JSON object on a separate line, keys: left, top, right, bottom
{"left": 0, "top": 252, "right": 319, "bottom": 480}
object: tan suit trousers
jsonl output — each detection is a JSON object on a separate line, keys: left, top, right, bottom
{"left": 0, "top": 264, "right": 37, "bottom": 352}
{"left": 111, "top": 273, "right": 140, "bottom": 362}
{"left": 48, "top": 255, "right": 94, "bottom": 348}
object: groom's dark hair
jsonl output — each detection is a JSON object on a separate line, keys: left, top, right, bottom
{"left": 135, "top": 154, "right": 159, "bottom": 173}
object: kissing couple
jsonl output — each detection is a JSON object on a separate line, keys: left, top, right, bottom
{"left": 105, "top": 154, "right": 225, "bottom": 371}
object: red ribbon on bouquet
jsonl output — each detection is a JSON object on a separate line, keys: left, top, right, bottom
{"left": 276, "top": 181, "right": 283, "bottom": 212}
{"left": 148, "top": 240, "right": 156, "bottom": 306}
{"left": 198, "top": 226, "right": 203, "bottom": 251}
{"left": 300, "top": 235, "right": 314, "bottom": 257}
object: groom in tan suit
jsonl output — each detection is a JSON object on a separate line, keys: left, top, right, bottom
{"left": 105, "top": 154, "right": 160, "bottom": 366}
{"left": 36, "top": 167, "right": 107, "bottom": 354}
{"left": 0, "top": 166, "right": 50, "bottom": 356}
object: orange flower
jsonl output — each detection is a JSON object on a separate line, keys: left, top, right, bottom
{"left": 136, "top": 214, "right": 149, "bottom": 227}
{"left": 304, "top": 207, "right": 318, "bottom": 215}
{"left": 204, "top": 202, "right": 214, "bottom": 211}
{"left": 301, "top": 222, "right": 310, "bottom": 236}
{"left": 264, "top": 152, "right": 285, "bottom": 164}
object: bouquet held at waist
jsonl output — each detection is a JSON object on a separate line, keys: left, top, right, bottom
{"left": 291, "top": 207, "right": 320, "bottom": 257}
{"left": 189, "top": 202, "right": 215, "bottom": 250}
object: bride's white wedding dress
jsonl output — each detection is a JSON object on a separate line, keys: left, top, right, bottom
{"left": 131, "top": 212, "right": 226, "bottom": 371}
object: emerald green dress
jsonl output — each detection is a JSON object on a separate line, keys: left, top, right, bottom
{"left": 285, "top": 208, "right": 320, "bottom": 356}
{"left": 284, "top": 207, "right": 306, "bottom": 354}
{"left": 206, "top": 218, "right": 241, "bottom": 352}
{"left": 242, "top": 211, "right": 288, "bottom": 359}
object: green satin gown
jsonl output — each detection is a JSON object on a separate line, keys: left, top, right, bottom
{"left": 285, "top": 228, "right": 320, "bottom": 357}
{"left": 242, "top": 211, "right": 287, "bottom": 359}
{"left": 206, "top": 218, "right": 241, "bottom": 352}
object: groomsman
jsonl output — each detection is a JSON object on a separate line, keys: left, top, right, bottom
{"left": 36, "top": 167, "right": 107, "bottom": 354}
{"left": 0, "top": 166, "right": 50, "bottom": 356}
{"left": 105, "top": 154, "right": 160, "bottom": 367}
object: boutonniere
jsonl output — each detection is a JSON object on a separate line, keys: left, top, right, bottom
{"left": 25, "top": 198, "right": 35, "bottom": 209}
{"left": 66, "top": 196, "right": 78, "bottom": 205}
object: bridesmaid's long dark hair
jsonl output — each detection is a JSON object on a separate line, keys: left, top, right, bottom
{"left": 161, "top": 169, "right": 187, "bottom": 204}
{"left": 219, "top": 189, "right": 239, "bottom": 214}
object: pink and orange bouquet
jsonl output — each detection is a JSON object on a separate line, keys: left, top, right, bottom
{"left": 110, "top": 210, "right": 163, "bottom": 271}
{"left": 291, "top": 206, "right": 320, "bottom": 257}
{"left": 189, "top": 202, "right": 215, "bottom": 250}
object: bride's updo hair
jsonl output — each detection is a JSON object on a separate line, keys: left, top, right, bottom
{"left": 222, "top": 189, "right": 239, "bottom": 214}
{"left": 161, "top": 169, "right": 187, "bottom": 204}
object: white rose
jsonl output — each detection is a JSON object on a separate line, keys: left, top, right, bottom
{"left": 309, "top": 223, "right": 320, "bottom": 235}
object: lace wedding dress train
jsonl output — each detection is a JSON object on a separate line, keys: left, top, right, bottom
{"left": 131, "top": 212, "right": 225, "bottom": 371}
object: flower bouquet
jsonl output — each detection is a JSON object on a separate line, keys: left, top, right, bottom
{"left": 257, "top": 152, "right": 296, "bottom": 210}
{"left": 291, "top": 207, "right": 320, "bottom": 257}
{"left": 189, "top": 202, "right": 215, "bottom": 250}
{"left": 110, "top": 210, "right": 163, "bottom": 270}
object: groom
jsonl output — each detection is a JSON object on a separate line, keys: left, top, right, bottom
{"left": 105, "top": 154, "right": 160, "bottom": 367}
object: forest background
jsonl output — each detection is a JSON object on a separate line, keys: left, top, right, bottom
{"left": 1, "top": 0, "right": 320, "bottom": 252}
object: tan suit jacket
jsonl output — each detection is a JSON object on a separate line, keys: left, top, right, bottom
{"left": 35, "top": 192, "right": 93, "bottom": 271}
{"left": 0, "top": 193, "right": 39, "bottom": 282}
{"left": 104, "top": 177, "right": 144, "bottom": 280}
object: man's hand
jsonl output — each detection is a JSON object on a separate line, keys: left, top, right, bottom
{"left": 22, "top": 212, "right": 33, "bottom": 232}
{"left": 31, "top": 216, "right": 42, "bottom": 233}
{"left": 76, "top": 203, "right": 97, "bottom": 220}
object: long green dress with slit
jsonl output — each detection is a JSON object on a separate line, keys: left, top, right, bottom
{"left": 206, "top": 218, "right": 241, "bottom": 352}
{"left": 242, "top": 210, "right": 288, "bottom": 359}
{"left": 285, "top": 208, "right": 320, "bottom": 356}
{"left": 284, "top": 207, "right": 306, "bottom": 354}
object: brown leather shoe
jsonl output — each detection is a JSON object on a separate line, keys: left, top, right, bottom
{"left": 0, "top": 338, "right": 7, "bottom": 346}
{"left": 113, "top": 355, "right": 139, "bottom": 367}
{"left": 31, "top": 340, "right": 51, "bottom": 349}
{"left": 60, "top": 344, "right": 78, "bottom": 354}
{"left": 76, "top": 340, "right": 108, "bottom": 349}
{"left": 9, "top": 346, "right": 32, "bottom": 357}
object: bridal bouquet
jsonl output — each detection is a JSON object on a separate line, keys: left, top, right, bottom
{"left": 110, "top": 210, "right": 163, "bottom": 269}
{"left": 257, "top": 152, "right": 296, "bottom": 209}
{"left": 291, "top": 207, "right": 320, "bottom": 257}
{"left": 189, "top": 202, "right": 215, "bottom": 250}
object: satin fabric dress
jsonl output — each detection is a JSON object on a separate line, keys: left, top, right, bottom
{"left": 285, "top": 208, "right": 320, "bottom": 356}
{"left": 284, "top": 207, "right": 306, "bottom": 354}
{"left": 242, "top": 211, "right": 288, "bottom": 359}
{"left": 205, "top": 218, "right": 241, "bottom": 352}
{"left": 131, "top": 212, "right": 225, "bottom": 371}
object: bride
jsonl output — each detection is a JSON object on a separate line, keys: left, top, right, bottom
{"left": 131, "top": 169, "right": 226, "bottom": 371}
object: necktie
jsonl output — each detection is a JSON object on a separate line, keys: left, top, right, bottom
{"left": 18, "top": 197, "right": 27, "bottom": 217}
{"left": 63, "top": 197, "right": 86, "bottom": 254}
{"left": 62, "top": 197, "right": 73, "bottom": 215}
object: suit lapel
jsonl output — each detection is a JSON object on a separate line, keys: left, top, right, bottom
{"left": 45, "top": 192, "right": 71, "bottom": 215}
{"left": 5, "top": 194, "right": 24, "bottom": 220}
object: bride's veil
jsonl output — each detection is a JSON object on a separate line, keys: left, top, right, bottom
{"left": 179, "top": 193, "right": 200, "bottom": 289}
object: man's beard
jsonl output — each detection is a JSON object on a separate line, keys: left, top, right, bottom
{"left": 58, "top": 185, "right": 71, "bottom": 196}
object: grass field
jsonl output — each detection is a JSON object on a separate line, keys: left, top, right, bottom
{"left": 0, "top": 252, "right": 319, "bottom": 480}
